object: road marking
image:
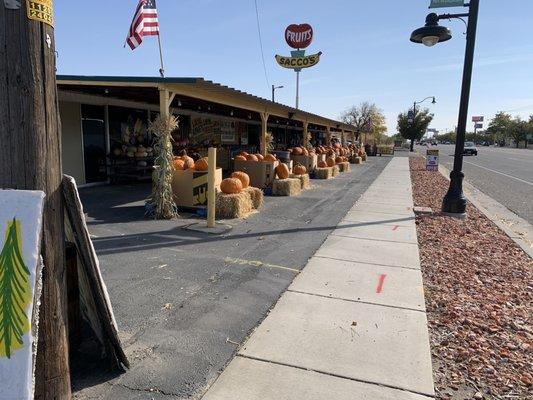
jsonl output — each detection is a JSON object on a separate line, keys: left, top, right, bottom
{"left": 376, "top": 274, "right": 387, "bottom": 293}
{"left": 224, "top": 257, "right": 300, "bottom": 273}
{"left": 463, "top": 161, "right": 533, "bottom": 186}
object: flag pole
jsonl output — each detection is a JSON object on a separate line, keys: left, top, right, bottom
{"left": 157, "top": 34, "right": 165, "bottom": 78}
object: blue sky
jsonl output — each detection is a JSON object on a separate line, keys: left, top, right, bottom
{"left": 55, "top": 0, "right": 533, "bottom": 134}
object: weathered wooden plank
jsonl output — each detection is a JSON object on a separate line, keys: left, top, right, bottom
{"left": 62, "top": 175, "right": 129, "bottom": 370}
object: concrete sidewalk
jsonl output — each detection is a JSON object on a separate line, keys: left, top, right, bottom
{"left": 202, "top": 157, "right": 434, "bottom": 400}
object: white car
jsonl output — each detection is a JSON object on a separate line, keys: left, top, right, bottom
{"left": 463, "top": 142, "right": 478, "bottom": 156}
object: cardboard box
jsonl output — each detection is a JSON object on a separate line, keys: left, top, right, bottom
{"left": 291, "top": 154, "right": 318, "bottom": 172}
{"left": 234, "top": 160, "right": 279, "bottom": 189}
{"left": 172, "top": 168, "right": 222, "bottom": 207}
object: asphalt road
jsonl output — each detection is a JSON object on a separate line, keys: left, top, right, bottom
{"left": 417, "top": 144, "right": 533, "bottom": 224}
{"left": 72, "top": 156, "right": 392, "bottom": 399}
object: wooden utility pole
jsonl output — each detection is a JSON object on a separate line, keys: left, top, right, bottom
{"left": 0, "top": 3, "right": 71, "bottom": 399}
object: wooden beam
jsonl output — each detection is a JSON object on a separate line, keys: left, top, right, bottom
{"left": 260, "top": 112, "right": 269, "bottom": 156}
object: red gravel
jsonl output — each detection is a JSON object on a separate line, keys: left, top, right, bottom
{"left": 409, "top": 156, "right": 532, "bottom": 400}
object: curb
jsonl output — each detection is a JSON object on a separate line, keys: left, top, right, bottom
{"left": 438, "top": 164, "right": 533, "bottom": 259}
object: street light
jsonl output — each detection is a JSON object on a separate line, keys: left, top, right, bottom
{"left": 408, "top": 96, "right": 436, "bottom": 151}
{"left": 410, "top": 0, "right": 480, "bottom": 216}
{"left": 272, "top": 85, "right": 284, "bottom": 102}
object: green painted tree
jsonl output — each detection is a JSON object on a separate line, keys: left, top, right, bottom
{"left": 397, "top": 108, "right": 434, "bottom": 151}
{"left": 0, "top": 218, "right": 31, "bottom": 359}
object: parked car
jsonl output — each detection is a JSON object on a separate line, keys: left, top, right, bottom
{"left": 463, "top": 141, "right": 478, "bottom": 155}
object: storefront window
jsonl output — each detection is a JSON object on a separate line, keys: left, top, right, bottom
{"left": 81, "top": 105, "right": 107, "bottom": 183}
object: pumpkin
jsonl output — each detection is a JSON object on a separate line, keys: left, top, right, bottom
{"left": 255, "top": 153, "right": 264, "bottom": 161}
{"left": 220, "top": 178, "right": 243, "bottom": 194}
{"left": 301, "top": 148, "right": 309, "bottom": 156}
{"left": 182, "top": 156, "right": 195, "bottom": 170}
{"left": 335, "top": 156, "right": 343, "bottom": 164}
{"left": 231, "top": 171, "right": 250, "bottom": 188}
{"left": 292, "top": 147, "right": 303, "bottom": 155}
{"left": 317, "top": 160, "right": 328, "bottom": 168}
{"left": 235, "top": 155, "right": 247, "bottom": 161}
{"left": 326, "top": 157, "right": 336, "bottom": 167}
{"left": 293, "top": 164, "right": 307, "bottom": 175}
{"left": 275, "top": 163, "right": 290, "bottom": 179}
{"left": 246, "top": 154, "right": 258, "bottom": 161}
{"left": 239, "top": 151, "right": 249, "bottom": 157}
{"left": 264, "top": 154, "right": 277, "bottom": 162}
{"left": 327, "top": 149, "right": 335, "bottom": 157}
{"left": 173, "top": 159, "right": 185, "bottom": 170}
{"left": 194, "top": 157, "right": 209, "bottom": 171}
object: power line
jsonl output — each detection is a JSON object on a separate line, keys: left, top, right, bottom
{"left": 253, "top": 0, "right": 270, "bottom": 90}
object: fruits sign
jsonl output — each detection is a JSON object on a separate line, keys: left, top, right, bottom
{"left": 285, "top": 23, "right": 313, "bottom": 49}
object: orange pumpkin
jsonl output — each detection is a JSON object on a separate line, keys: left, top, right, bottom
{"left": 326, "top": 157, "right": 336, "bottom": 167}
{"left": 264, "top": 154, "right": 277, "bottom": 162}
{"left": 173, "top": 159, "right": 185, "bottom": 170}
{"left": 301, "top": 148, "right": 309, "bottom": 156}
{"left": 239, "top": 151, "right": 249, "bottom": 157}
{"left": 317, "top": 160, "right": 328, "bottom": 168}
{"left": 292, "top": 147, "right": 303, "bottom": 155}
{"left": 231, "top": 171, "right": 250, "bottom": 188}
{"left": 235, "top": 155, "right": 247, "bottom": 161}
{"left": 194, "top": 157, "right": 209, "bottom": 171}
{"left": 246, "top": 154, "right": 258, "bottom": 161}
{"left": 275, "top": 163, "right": 290, "bottom": 179}
{"left": 182, "top": 156, "right": 195, "bottom": 170}
{"left": 327, "top": 149, "right": 335, "bottom": 157}
{"left": 293, "top": 164, "right": 307, "bottom": 175}
{"left": 335, "top": 156, "right": 343, "bottom": 164}
{"left": 255, "top": 153, "right": 264, "bottom": 161}
{"left": 220, "top": 178, "right": 243, "bottom": 194}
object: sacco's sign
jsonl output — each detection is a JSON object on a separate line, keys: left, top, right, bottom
{"left": 275, "top": 52, "right": 322, "bottom": 69}
{"left": 285, "top": 23, "right": 313, "bottom": 49}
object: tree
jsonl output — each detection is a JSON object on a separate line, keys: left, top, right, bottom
{"left": 397, "top": 108, "right": 434, "bottom": 151}
{"left": 486, "top": 112, "right": 512, "bottom": 146}
{"left": 508, "top": 117, "right": 528, "bottom": 148}
{"left": 341, "top": 102, "right": 386, "bottom": 142}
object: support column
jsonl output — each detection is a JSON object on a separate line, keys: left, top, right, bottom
{"left": 326, "top": 126, "right": 332, "bottom": 146}
{"left": 303, "top": 121, "right": 309, "bottom": 148}
{"left": 260, "top": 112, "right": 269, "bottom": 156}
{"left": 159, "top": 88, "right": 170, "bottom": 118}
{"left": 341, "top": 130, "right": 345, "bottom": 146}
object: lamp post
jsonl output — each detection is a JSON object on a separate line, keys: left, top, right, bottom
{"left": 272, "top": 84, "right": 284, "bottom": 102}
{"left": 410, "top": 0, "right": 480, "bottom": 215}
{"left": 409, "top": 96, "right": 436, "bottom": 151}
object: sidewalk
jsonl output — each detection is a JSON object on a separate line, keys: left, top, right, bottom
{"left": 202, "top": 157, "right": 435, "bottom": 400}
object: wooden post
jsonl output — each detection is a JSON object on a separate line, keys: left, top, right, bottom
{"left": 326, "top": 126, "right": 332, "bottom": 146}
{"left": 159, "top": 87, "right": 170, "bottom": 118}
{"left": 207, "top": 147, "right": 216, "bottom": 228}
{"left": 0, "top": 4, "right": 71, "bottom": 399}
{"left": 303, "top": 121, "right": 309, "bottom": 148}
{"left": 260, "top": 112, "right": 269, "bottom": 156}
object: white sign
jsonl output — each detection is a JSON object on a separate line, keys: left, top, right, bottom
{"left": 0, "top": 190, "right": 45, "bottom": 400}
{"left": 426, "top": 149, "right": 439, "bottom": 171}
{"left": 429, "top": 0, "right": 464, "bottom": 8}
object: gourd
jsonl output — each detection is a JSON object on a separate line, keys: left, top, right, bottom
{"left": 264, "top": 154, "right": 277, "bottom": 162}
{"left": 182, "top": 156, "right": 195, "bottom": 170}
{"left": 235, "top": 155, "right": 247, "bottom": 161}
{"left": 317, "top": 160, "right": 328, "bottom": 168}
{"left": 194, "top": 157, "right": 209, "bottom": 171}
{"left": 231, "top": 171, "right": 250, "bottom": 188}
{"left": 173, "top": 159, "right": 185, "bottom": 170}
{"left": 275, "top": 163, "right": 290, "bottom": 179}
{"left": 246, "top": 154, "right": 258, "bottom": 161}
{"left": 220, "top": 177, "right": 243, "bottom": 194}
{"left": 292, "top": 147, "right": 303, "bottom": 155}
{"left": 239, "top": 151, "right": 249, "bottom": 157}
{"left": 255, "top": 154, "right": 264, "bottom": 161}
{"left": 301, "top": 148, "right": 309, "bottom": 156}
{"left": 335, "top": 156, "right": 343, "bottom": 164}
{"left": 293, "top": 164, "right": 307, "bottom": 175}
{"left": 326, "top": 157, "right": 336, "bottom": 167}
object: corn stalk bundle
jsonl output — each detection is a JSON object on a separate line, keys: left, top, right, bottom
{"left": 265, "top": 132, "right": 274, "bottom": 152}
{"left": 147, "top": 115, "right": 179, "bottom": 219}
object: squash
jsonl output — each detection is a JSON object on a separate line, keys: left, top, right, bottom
{"left": 231, "top": 171, "right": 250, "bottom": 188}
{"left": 235, "top": 155, "right": 247, "bottom": 161}
{"left": 173, "top": 159, "right": 185, "bottom": 170}
{"left": 275, "top": 163, "right": 290, "bottom": 179}
{"left": 182, "top": 156, "right": 195, "bottom": 170}
{"left": 301, "top": 148, "right": 309, "bottom": 156}
{"left": 255, "top": 153, "right": 264, "bottom": 161}
{"left": 326, "top": 157, "right": 336, "bottom": 167}
{"left": 239, "top": 151, "right": 249, "bottom": 157}
{"left": 264, "top": 154, "right": 277, "bottom": 162}
{"left": 293, "top": 164, "right": 307, "bottom": 175}
{"left": 220, "top": 177, "right": 243, "bottom": 194}
{"left": 317, "top": 160, "right": 328, "bottom": 168}
{"left": 292, "top": 147, "right": 303, "bottom": 155}
{"left": 194, "top": 157, "right": 209, "bottom": 171}
{"left": 335, "top": 156, "right": 343, "bottom": 164}
{"left": 246, "top": 154, "right": 258, "bottom": 161}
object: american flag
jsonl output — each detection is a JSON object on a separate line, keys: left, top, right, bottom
{"left": 126, "top": 0, "right": 160, "bottom": 50}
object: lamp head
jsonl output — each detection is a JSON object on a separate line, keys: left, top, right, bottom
{"left": 432, "top": 97, "right": 436, "bottom": 104}
{"left": 410, "top": 13, "right": 452, "bottom": 47}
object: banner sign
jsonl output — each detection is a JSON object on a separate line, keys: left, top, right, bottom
{"left": 26, "top": 0, "right": 53, "bottom": 27}
{"left": 275, "top": 52, "right": 322, "bottom": 70}
{"left": 426, "top": 149, "right": 439, "bottom": 171}
{"left": 472, "top": 116, "right": 484, "bottom": 122}
{"left": 285, "top": 23, "right": 313, "bottom": 49}
{"left": 429, "top": 0, "right": 463, "bottom": 8}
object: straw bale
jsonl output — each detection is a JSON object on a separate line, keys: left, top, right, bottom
{"left": 338, "top": 162, "right": 350, "bottom": 172}
{"left": 332, "top": 165, "right": 340, "bottom": 177}
{"left": 243, "top": 186, "right": 264, "bottom": 209}
{"left": 290, "top": 173, "right": 310, "bottom": 189}
{"left": 216, "top": 191, "right": 252, "bottom": 219}
{"left": 272, "top": 178, "right": 301, "bottom": 196}
{"left": 314, "top": 167, "right": 332, "bottom": 180}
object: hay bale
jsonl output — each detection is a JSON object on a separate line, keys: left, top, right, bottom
{"left": 361, "top": 153, "right": 367, "bottom": 161}
{"left": 216, "top": 191, "right": 252, "bottom": 219}
{"left": 338, "top": 162, "right": 350, "bottom": 173}
{"left": 273, "top": 178, "right": 301, "bottom": 196}
{"left": 290, "top": 173, "right": 310, "bottom": 189}
{"left": 332, "top": 165, "right": 340, "bottom": 177}
{"left": 314, "top": 167, "right": 332, "bottom": 180}
{"left": 243, "top": 186, "right": 264, "bottom": 209}
{"left": 351, "top": 156, "right": 362, "bottom": 164}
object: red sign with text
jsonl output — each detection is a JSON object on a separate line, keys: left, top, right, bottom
{"left": 285, "top": 24, "right": 313, "bottom": 49}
